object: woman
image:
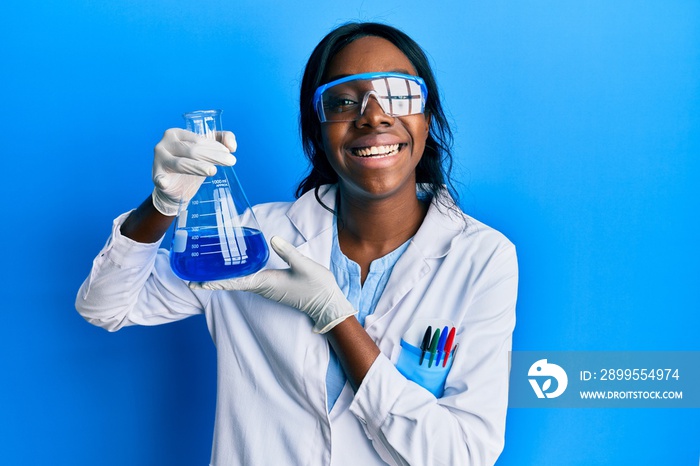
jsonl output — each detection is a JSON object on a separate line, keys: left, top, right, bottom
{"left": 77, "top": 22, "right": 518, "bottom": 465}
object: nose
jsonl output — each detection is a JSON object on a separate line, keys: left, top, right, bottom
{"left": 355, "top": 91, "right": 394, "bottom": 127}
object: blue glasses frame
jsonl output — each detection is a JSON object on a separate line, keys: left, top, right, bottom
{"left": 313, "top": 72, "right": 428, "bottom": 123}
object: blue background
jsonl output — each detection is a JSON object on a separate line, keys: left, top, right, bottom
{"left": 1, "top": 1, "right": 698, "bottom": 464}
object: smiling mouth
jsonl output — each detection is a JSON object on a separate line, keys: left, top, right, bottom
{"left": 351, "top": 143, "right": 404, "bottom": 158}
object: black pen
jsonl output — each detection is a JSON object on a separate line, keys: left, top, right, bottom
{"left": 419, "top": 326, "right": 432, "bottom": 366}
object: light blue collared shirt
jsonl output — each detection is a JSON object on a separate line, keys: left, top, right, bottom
{"left": 326, "top": 216, "right": 411, "bottom": 411}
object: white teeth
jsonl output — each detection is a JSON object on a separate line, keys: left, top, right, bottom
{"left": 352, "top": 144, "right": 401, "bottom": 157}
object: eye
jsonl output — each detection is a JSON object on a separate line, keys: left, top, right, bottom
{"left": 323, "top": 95, "right": 359, "bottom": 114}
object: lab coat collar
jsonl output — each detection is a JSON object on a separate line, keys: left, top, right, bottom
{"left": 284, "top": 185, "right": 336, "bottom": 269}
{"left": 285, "top": 184, "right": 467, "bottom": 260}
{"left": 412, "top": 187, "right": 469, "bottom": 259}
{"left": 285, "top": 184, "right": 337, "bottom": 244}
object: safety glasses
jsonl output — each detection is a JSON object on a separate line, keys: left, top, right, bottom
{"left": 313, "top": 72, "right": 428, "bottom": 123}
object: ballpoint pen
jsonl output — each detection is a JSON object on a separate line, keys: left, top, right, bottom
{"left": 419, "top": 326, "right": 432, "bottom": 366}
{"left": 435, "top": 326, "right": 448, "bottom": 366}
{"left": 428, "top": 327, "right": 441, "bottom": 368}
{"left": 450, "top": 343, "right": 459, "bottom": 363}
{"left": 442, "top": 327, "right": 456, "bottom": 368}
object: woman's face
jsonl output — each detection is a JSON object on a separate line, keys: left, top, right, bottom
{"left": 320, "top": 36, "right": 430, "bottom": 202}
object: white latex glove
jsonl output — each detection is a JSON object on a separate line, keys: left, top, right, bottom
{"left": 189, "top": 236, "right": 358, "bottom": 334}
{"left": 151, "top": 128, "right": 237, "bottom": 216}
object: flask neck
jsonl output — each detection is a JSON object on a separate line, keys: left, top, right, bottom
{"left": 183, "top": 109, "right": 222, "bottom": 139}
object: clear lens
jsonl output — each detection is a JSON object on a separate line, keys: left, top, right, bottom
{"left": 317, "top": 74, "right": 426, "bottom": 122}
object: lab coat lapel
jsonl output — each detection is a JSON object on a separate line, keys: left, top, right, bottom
{"left": 282, "top": 186, "right": 337, "bottom": 417}
{"left": 286, "top": 184, "right": 337, "bottom": 266}
{"left": 366, "top": 244, "right": 431, "bottom": 328}
{"left": 366, "top": 192, "right": 466, "bottom": 329}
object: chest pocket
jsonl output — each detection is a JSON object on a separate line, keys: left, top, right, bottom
{"left": 394, "top": 318, "right": 456, "bottom": 398}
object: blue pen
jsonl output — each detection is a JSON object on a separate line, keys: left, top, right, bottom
{"left": 435, "top": 326, "right": 448, "bottom": 366}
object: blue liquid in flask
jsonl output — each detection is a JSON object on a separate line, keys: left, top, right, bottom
{"left": 170, "top": 226, "right": 269, "bottom": 281}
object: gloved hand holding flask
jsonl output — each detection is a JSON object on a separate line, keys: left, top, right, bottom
{"left": 151, "top": 127, "right": 237, "bottom": 217}
{"left": 190, "top": 236, "right": 358, "bottom": 334}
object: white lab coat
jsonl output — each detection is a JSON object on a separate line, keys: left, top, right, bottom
{"left": 76, "top": 184, "right": 518, "bottom": 466}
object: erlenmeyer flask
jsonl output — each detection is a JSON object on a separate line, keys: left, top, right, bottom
{"left": 169, "top": 109, "right": 269, "bottom": 281}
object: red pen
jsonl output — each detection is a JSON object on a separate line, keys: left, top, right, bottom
{"left": 442, "top": 327, "right": 456, "bottom": 367}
